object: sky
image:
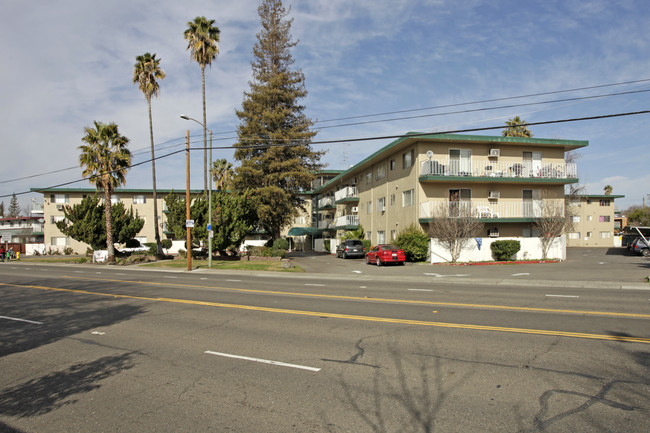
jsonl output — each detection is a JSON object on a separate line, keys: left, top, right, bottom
{"left": 1, "top": 0, "right": 649, "bottom": 213}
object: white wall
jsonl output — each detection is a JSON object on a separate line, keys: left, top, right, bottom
{"left": 430, "top": 236, "right": 566, "bottom": 263}
{"left": 314, "top": 238, "right": 339, "bottom": 254}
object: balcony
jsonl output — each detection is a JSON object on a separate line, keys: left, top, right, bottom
{"left": 335, "top": 215, "right": 359, "bottom": 228}
{"left": 317, "top": 197, "right": 335, "bottom": 209}
{"left": 420, "top": 160, "right": 577, "bottom": 181}
{"left": 334, "top": 186, "right": 358, "bottom": 202}
{"left": 318, "top": 220, "right": 334, "bottom": 229}
{"left": 419, "top": 200, "right": 560, "bottom": 220}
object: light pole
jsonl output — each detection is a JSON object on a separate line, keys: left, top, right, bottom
{"left": 181, "top": 115, "right": 213, "bottom": 268}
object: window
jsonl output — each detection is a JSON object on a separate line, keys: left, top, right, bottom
{"left": 402, "top": 149, "right": 414, "bottom": 169}
{"left": 572, "top": 216, "right": 580, "bottom": 223}
{"left": 599, "top": 200, "right": 610, "bottom": 206}
{"left": 133, "top": 195, "right": 146, "bottom": 204}
{"left": 402, "top": 189, "right": 414, "bottom": 207}
{"left": 366, "top": 232, "right": 372, "bottom": 241}
{"left": 587, "top": 215, "right": 593, "bottom": 221}
{"left": 599, "top": 216, "right": 610, "bottom": 222}
{"left": 376, "top": 165, "right": 386, "bottom": 180}
{"left": 377, "top": 231, "right": 385, "bottom": 244}
{"left": 390, "top": 230, "right": 396, "bottom": 241}
{"left": 366, "top": 172, "right": 372, "bottom": 185}
{"left": 294, "top": 216, "right": 306, "bottom": 224}
{"left": 52, "top": 194, "right": 69, "bottom": 204}
{"left": 51, "top": 215, "right": 65, "bottom": 224}
{"left": 600, "top": 231, "right": 611, "bottom": 239}
{"left": 51, "top": 237, "right": 69, "bottom": 246}
{"left": 586, "top": 231, "right": 592, "bottom": 238}
{"left": 366, "top": 201, "right": 372, "bottom": 214}
{"left": 569, "top": 232, "right": 581, "bottom": 239}
{"left": 111, "top": 195, "right": 120, "bottom": 204}
{"left": 389, "top": 159, "right": 396, "bottom": 171}
{"left": 390, "top": 194, "right": 395, "bottom": 206}
{"left": 377, "top": 197, "right": 385, "bottom": 212}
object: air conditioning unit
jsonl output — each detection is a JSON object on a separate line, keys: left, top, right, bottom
{"left": 56, "top": 204, "right": 64, "bottom": 211}
{"left": 488, "top": 228, "right": 500, "bottom": 238}
{"left": 351, "top": 206, "right": 359, "bottom": 213}
{"left": 379, "top": 206, "right": 386, "bottom": 212}
{"left": 488, "top": 191, "right": 500, "bottom": 199}
{"left": 489, "top": 149, "right": 500, "bottom": 157}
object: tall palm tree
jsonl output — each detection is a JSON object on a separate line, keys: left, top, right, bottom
{"left": 133, "top": 52, "right": 166, "bottom": 255}
{"left": 79, "top": 121, "right": 132, "bottom": 263}
{"left": 212, "top": 158, "right": 233, "bottom": 190}
{"left": 502, "top": 116, "right": 533, "bottom": 137}
{"left": 184, "top": 16, "right": 220, "bottom": 192}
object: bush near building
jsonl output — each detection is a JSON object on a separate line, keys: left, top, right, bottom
{"left": 490, "top": 240, "right": 521, "bottom": 261}
{"left": 396, "top": 224, "right": 429, "bottom": 262}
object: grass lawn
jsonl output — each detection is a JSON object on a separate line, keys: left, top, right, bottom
{"left": 139, "top": 258, "right": 304, "bottom": 272}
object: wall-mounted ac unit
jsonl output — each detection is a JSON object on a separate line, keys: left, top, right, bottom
{"left": 379, "top": 206, "right": 386, "bottom": 212}
{"left": 488, "top": 229, "right": 500, "bottom": 238}
{"left": 489, "top": 149, "right": 500, "bottom": 157}
{"left": 351, "top": 206, "right": 359, "bottom": 213}
{"left": 488, "top": 191, "right": 500, "bottom": 199}
{"left": 56, "top": 204, "right": 64, "bottom": 211}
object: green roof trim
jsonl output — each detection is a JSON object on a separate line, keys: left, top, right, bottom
{"left": 569, "top": 194, "right": 625, "bottom": 199}
{"left": 313, "top": 132, "right": 588, "bottom": 194}
{"left": 288, "top": 226, "right": 321, "bottom": 236}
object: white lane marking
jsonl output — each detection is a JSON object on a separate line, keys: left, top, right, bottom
{"left": 409, "top": 289, "right": 435, "bottom": 292}
{"left": 360, "top": 286, "right": 367, "bottom": 288}
{"left": 545, "top": 294, "right": 579, "bottom": 298}
{"left": 226, "top": 279, "right": 242, "bottom": 282}
{"left": 116, "top": 273, "right": 126, "bottom": 276}
{"left": 512, "top": 273, "right": 530, "bottom": 276}
{"left": 0, "top": 315, "right": 43, "bottom": 325}
{"left": 74, "top": 271, "right": 84, "bottom": 273}
{"left": 599, "top": 262, "right": 606, "bottom": 265}
{"left": 424, "top": 273, "right": 469, "bottom": 278}
{"left": 96, "top": 272, "right": 102, "bottom": 274}
{"left": 164, "top": 276, "right": 178, "bottom": 279}
{"left": 305, "top": 283, "right": 325, "bottom": 287}
{"left": 205, "top": 351, "right": 320, "bottom": 372}
{"left": 352, "top": 270, "right": 362, "bottom": 274}
{"left": 200, "top": 278, "right": 208, "bottom": 280}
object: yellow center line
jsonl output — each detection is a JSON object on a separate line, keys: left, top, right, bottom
{"left": 58, "top": 275, "right": 650, "bottom": 319}
{"left": 3, "top": 281, "right": 650, "bottom": 344}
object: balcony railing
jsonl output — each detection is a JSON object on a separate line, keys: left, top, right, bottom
{"left": 334, "top": 186, "right": 358, "bottom": 202}
{"left": 335, "top": 215, "right": 359, "bottom": 227}
{"left": 420, "top": 160, "right": 577, "bottom": 179}
{"left": 317, "top": 197, "right": 334, "bottom": 208}
{"left": 318, "top": 220, "right": 334, "bottom": 229}
{"left": 420, "top": 200, "right": 561, "bottom": 219}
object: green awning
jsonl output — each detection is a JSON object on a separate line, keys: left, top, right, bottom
{"left": 288, "top": 227, "right": 321, "bottom": 236}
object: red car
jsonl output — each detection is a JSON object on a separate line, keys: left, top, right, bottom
{"left": 365, "top": 244, "right": 406, "bottom": 266}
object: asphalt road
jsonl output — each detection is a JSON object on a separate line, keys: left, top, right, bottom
{"left": 0, "top": 252, "right": 649, "bottom": 432}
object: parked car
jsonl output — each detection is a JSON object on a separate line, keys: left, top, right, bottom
{"left": 365, "top": 244, "right": 406, "bottom": 266}
{"left": 631, "top": 237, "right": 649, "bottom": 256}
{"left": 336, "top": 239, "right": 365, "bottom": 258}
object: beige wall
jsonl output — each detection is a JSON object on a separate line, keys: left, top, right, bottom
{"left": 566, "top": 196, "right": 618, "bottom": 247}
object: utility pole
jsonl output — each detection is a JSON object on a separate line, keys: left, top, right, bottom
{"left": 186, "top": 130, "right": 192, "bottom": 272}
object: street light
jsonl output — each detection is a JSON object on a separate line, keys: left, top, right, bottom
{"left": 181, "top": 115, "right": 214, "bottom": 268}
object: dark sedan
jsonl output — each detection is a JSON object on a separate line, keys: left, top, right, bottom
{"left": 336, "top": 239, "right": 365, "bottom": 258}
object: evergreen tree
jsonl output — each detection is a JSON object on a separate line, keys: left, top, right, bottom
{"left": 233, "top": 0, "right": 323, "bottom": 240}
{"left": 0, "top": 201, "right": 4, "bottom": 218}
{"left": 56, "top": 195, "right": 144, "bottom": 250}
{"left": 8, "top": 193, "right": 21, "bottom": 217}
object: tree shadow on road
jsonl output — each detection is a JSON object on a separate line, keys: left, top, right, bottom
{"left": 0, "top": 283, "right": 146, "bottom": 358}
{"left": 0, "top": 352, "right": 135, "bottom": 418}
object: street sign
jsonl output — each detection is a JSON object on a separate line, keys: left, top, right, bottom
{"left": 186, "top": 219, "right": 195, "bottom": 228}
{"left": 207, "top": 224, "right": 212, "bottom": 231}
{"left": 209, "top": 230, "right": 214, "bottom": 238}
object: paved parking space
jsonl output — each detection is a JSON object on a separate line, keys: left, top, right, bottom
{"left": 289, "top": 247, "right": 650, "bottom": 285}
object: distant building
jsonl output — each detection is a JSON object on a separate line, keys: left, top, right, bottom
{"left": 566, "top": 194, "right": 624, "bottom": 247}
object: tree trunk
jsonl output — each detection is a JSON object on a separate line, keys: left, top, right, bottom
{"left": 104, "top": 185, "right": 115, "bottom": 263}
{"left": 148, "top": 97, "right": 163, "bottom": 256}
{"left": 201, "top": 65, "right": 208, "bottom": 193}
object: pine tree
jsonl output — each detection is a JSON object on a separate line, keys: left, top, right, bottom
{"left": 233, "top": 0, "right": 323, "bottom": 239}
{"left": 8, "top": 193, "right": 21, "bottom": 217}
{"left": 0, "top": 201, "right": 4, "bottom": 218}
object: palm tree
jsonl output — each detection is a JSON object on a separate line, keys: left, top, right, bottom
{"left": 502, "top": 116, "right": 533, "bottom": 137}
{"left": 79, "top": 121, "right": 132, "bottom": 263}
{"left": 212, "top": 158, "right": 233, "bottom": 190}
{"left": 184, "top": 16, "right": 221, "bottom": 192}
{"left": 604, "top": 185, "right": 613, "bottom": 195}
{"left": 133, "top": 52, "right": 166, "bottom": 256}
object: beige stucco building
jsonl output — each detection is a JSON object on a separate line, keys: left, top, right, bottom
{"left": 566, "top": 194, "right": 624, "bottom": 247}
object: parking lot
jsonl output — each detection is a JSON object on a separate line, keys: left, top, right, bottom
{"left": 290, "top": 247, "right": 650, "bottom": 286}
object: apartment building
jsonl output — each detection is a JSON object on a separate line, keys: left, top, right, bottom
{"left": 566, "top": 194, "right": 624, "bottom": 247}
{"left": 31, "top": 188, "right": 202, "bottom": 254}
{"left": 309, "top": 132, "right": 586, "bottom": 261}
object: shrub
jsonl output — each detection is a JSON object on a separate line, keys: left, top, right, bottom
{"left": 362, "top": 239, "right": 372, "bottom": 252}
{"left": 273, "top": 238, "right": 289, "bottom": 251}
{"left": 144, "top": 242, "right": 157, "bottom": 254}
{"left": 247, "top": 246, "right": 287, "bottom": 258}
{"left": 161, "top": 239, "right": 172, "bottom": 250}
{"left": 395, "top": 224, "right": 429, "bottom": 262}
{"left": 63, "top": 247, "right": 75, "bottom": 256}
{"left": 125, "top": 238, "right": 141, "bottom": 248}
{"left": 490, "top": 240, "right": 521, "bottom": 261}
{"left": 178, "top": 249, "right": 186, "bottom": 258}
{"left": 324, "top": 239, "right": 331, "bottom": 253}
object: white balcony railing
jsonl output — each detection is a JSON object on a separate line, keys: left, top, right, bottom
{"left": 420, "top": 200, "right": 561, "bottom": 219}
{"left": 334, "top": 186, "right": 358, "bottom": 202}
{"left": 421, "top": 160, "right": 577, "bottom": 179}
{"left": 318, "top": 220, "right": 334, "bottom": 229}
{"left": 317, "top": 197, "right": 334, "bottom": 208}
{"left": 335, "top": 215, "right": 359, "bottom": 227}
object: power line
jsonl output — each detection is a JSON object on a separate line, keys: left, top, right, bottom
{"left": 5, "top": 108, "right": 648, "bottom": 199}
